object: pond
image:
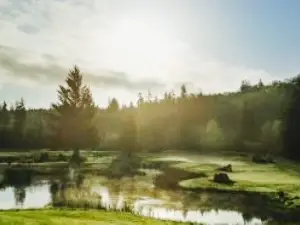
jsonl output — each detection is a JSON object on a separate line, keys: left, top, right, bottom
{"left": 0, "top": 166, "right": 267, "bottom": 225}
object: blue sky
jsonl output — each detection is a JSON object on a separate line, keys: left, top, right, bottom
{"left": 0, "top": 0, "right": 299, "bottom": 108}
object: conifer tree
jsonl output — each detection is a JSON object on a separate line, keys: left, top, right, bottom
{"left": 50, "top": 65, "right": 98, "bottom": 158}
{"left": 13, "top": 99, "right": 26, "bottom": 147}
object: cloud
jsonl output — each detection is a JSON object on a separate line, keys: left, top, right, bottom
{"left": 0, "top": 0, "right": 284, "bottom": 107}
{"left": 17, "top": 24, "right": 40, "bottom": 34}
{"left": 175, "top": 60, "right": 278, "bottom": 94}
{"left": 0, "top": 45, "right": 164, "bottom": 90}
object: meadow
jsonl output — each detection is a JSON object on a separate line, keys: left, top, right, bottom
{"left": 0, "top": 150, "right": 300, "bottom": 224}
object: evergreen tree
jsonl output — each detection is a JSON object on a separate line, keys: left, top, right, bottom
{"left": 13, "top": 99, "right": 26, "bottom": 147}
{"left": 240, "top": 101, "right": 259, "bottom": 143}
{"left": 147, "top": 89, "right": 153, "bottom": 103}
{"left": 119, "top": 113, "right": 137, "bottom": 153}
{"left": 240, "top": 80, "right": 252, "bottom": 92}
{"left": 258, "top": 79, "right": 264, "bottom": 88}
{"left": 0, "top": 101, "right": 10, "bottom": 147}
{"left": 180, "top": 84, "right": 187, "bottom": 99}
{"left": 107, "top": 98, "right": 120, "bottom": 113}
{"left": 137, "top": 92, "right": 144, "bottom": 107}
{"left": 283, "top": 75, "right": 300, "bottom": 160}
{"left": 50, "top": 65, "right": 98, "bottom": 156}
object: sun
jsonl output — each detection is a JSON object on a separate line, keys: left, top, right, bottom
{"left": 110, "top": 18, "right": 173, "bottom": 68}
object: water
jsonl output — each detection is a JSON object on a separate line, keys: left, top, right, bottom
{"left": 0, "top": 181, "right": 51, "bottom": 209}
{"left": 0, "top": 174, "right": 265, "bottom": 225}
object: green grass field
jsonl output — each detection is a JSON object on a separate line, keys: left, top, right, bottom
{"left": 147, "top": 152, "right": 300, "bottom": 205}
{"left": 0, "top": 209, "right": 192, "bottom": 225}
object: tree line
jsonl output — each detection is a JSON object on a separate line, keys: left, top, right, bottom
{"left": 1, "top": 65, "right": 300, "bottom": 160}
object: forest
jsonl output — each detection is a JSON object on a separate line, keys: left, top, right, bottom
{"left": 2, "top": 66, "right": 300, "bottom": 224}
{"left": 0, "top": 65, "right": 299, "bottom": 160}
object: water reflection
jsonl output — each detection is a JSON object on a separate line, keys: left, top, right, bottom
{"left": 14, "top": 187, "right": 26, "bottom": 206}
{"left": 0, "top": 184, "right": 51, "bottom": 209}
{"left": 90, "top": 185, "right": 263, "bottom": 225}
{"left": 0, "top": 167, "right": 266, "bottom": 224}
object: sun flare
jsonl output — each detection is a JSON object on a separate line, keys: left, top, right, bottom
{"left": 110, "top": 19, "right": 173, "bottom": 67}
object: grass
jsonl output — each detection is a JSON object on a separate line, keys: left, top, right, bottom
{"left": 146, "top": 153, "right": 300, "bottom": 209}
{"left": 2, "top": 149, "right": 300, "bottom": 198}
{"left": 3, "top": 149, "right": 300, "bottom": 222}
{"left": 0, "top": 209, "right": 193, "bottom": 225}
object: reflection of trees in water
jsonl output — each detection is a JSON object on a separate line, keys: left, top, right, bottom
{"left": 49, "top": 181, "right": 60, "bottom": 203}
{"left": 46, "top": 170, "right": 269, "bottom": 222}
{"left": 181, "top": 191, "right": 270, "bottom": 221}
{"left": 14, "top": 187, "right": 26, "bottom": 206}
{"left": 75, "top": 173, "right": 85, "bottom": 188}
{"left": 242, "top": 212, "right": 253, "bottom": 224}
{"left": 0, "top": 168, "right": 35, "bottom": 208}
{"left": 1, "top": 168, "right": 34, "bottom": 188}
{"left": 50, "top": 173, "right": 106, "bottom": 208}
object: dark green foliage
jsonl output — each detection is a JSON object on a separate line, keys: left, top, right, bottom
{"left": 240, "top": 101, "right": 260, "bottom": 143}
{"left": 1, "top": 167, "right": 34, "bottom": 187}
{"left": 119, "top": 113, "right": 138, "bottom": 152}
{"left": 34, "top": 152, "right": 49, "bottom": 162}
{"left": 282, "top": 75, "right": 300, "bottom": 160}
{"left": 0, "top": 152, "right": 69, "bottom": 164}
{"left": 240, "top": 80, "right": 252, "bottom": 92}
{"left": 0, "top": 101, "right": 10, "bottom": 147}
{"left": 50, "top": 65, "right": 99, "bottom": 151}
{"left": 12, "top": 99, "right": 27, "bottom": 148}
{"left": 104, "top": 152, "right": 142, "bottom": 178}
{"left": 1, "top": 66, "right": 300, "bottom": 161}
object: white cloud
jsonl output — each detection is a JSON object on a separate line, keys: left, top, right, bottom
{"left": 0, "top": 0, "right": 280, "bottom": 106}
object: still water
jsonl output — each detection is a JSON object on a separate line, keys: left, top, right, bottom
{"left": 0, "top": 171, "right": 264, "bottom": 225}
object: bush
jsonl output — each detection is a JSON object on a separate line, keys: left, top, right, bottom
{"left": 105, "top": 152, "right": 142, "bottom": 178}
{"left": 32, "top": 152, "right": 49, "bottom": 163}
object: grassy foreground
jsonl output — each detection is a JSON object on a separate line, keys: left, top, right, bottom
{"left": 0, "top": 209, "right": 192, "bottom": 225}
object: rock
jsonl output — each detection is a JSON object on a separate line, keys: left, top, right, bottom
{"left": 217, "top": 164, "right": 232, "bottom": 172}
{"left": 213, "top": 173, "right": 233, "bottom": 184}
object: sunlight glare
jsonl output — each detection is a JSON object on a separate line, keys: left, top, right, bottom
{"left": 110, "top": 19, "right": 173, "bottom": 67}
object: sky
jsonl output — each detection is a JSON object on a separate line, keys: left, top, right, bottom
{"left": 0, "top": 0, "right": 300, "bottom": 108}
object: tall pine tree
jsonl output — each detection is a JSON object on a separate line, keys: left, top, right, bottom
{"left": 0, "top": 101, "right": 10, "bottom": 147}
{"left": 50, "top": 65, "right": 99, "bottom": 157}
{"left": 13, "top": 99, "right": 26, "bottom": 148}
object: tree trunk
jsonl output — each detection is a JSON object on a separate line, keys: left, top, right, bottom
{"left": 70, "top": 148, "right": 81, "bottom": 168}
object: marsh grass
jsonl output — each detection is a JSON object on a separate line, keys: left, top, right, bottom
{"left": 52, "top": 187, "right": 103, "bottom": 209}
